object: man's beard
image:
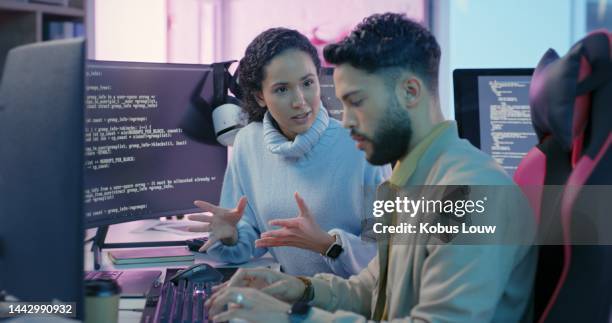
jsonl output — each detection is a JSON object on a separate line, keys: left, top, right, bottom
{"left": 366, "top": 96, "right": 412, "bottom": 165}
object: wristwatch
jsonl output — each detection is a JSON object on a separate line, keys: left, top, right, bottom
{"left": 324, "top": 233, "right": 344, "bottom": 259}
{"left": 287, "top": 301, "right": 311, "bottom": 323}
{"left": 296, "top": 276, "right": 314, "bottom": 302}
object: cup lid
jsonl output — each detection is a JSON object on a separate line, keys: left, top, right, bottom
{"left": 84, "top": 278, "right": 121, "bottom": 297}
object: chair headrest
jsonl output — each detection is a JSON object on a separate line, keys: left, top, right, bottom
{"left": 529, "top": 30, "right": 612, "bottom": 152}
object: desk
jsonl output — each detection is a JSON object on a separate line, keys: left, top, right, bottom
{"left": 84, "top": 220, "right": 279, "bottom": 323}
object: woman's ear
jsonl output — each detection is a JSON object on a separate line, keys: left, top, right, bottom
{"left": 255, "top": 91, "right": 266, "bottom": 108}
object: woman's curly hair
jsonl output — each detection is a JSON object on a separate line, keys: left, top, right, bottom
{"left": 238, "top": 28, "right": 321, "bottom": 123}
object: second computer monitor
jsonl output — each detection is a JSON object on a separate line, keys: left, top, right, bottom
{"left": 454, "top": 68, "right": 537, "bottom": 177}
{"left": 85, "top": 61, "right": 227, "bottom": 228}
{"left": 319, "top": 67, "right": 343, "bottom": 121}
{"left": 0, "top": 39, "right": 85, "bottom": 319}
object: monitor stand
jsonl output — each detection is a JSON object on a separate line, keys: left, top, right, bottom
{"left": 91, "top": 225, "right": 186, "bottom": 270}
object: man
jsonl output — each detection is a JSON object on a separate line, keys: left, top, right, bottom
{"left": 205, "top": 13, "right": 536, "bottom": 323}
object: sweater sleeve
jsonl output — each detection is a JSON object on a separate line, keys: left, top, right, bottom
{"left": 204, "top": 144, "right": 268, "bottom": 264}
{"left": 322, "top": 163, "right": 391, "bottom": 276}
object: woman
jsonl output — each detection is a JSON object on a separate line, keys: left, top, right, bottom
{"left": 188, "top": 28, "right": 390, "bottom": 277}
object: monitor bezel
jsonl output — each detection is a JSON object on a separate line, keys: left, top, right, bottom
{"left": 87, "top": 59, "right": 215, "bottom": 73}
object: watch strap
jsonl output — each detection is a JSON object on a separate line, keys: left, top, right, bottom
{"left": 296, "top": 276, "right": 314, "bottom": 303}
{"left": 324, "top": 234, "right": 344, "bottom": 259}
{"left": 288, "top": 301, "right": 311, "bottom": 323}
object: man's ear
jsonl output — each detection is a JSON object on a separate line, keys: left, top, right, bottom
{"left": 398, "top": 77, "right": 421, "bottom": 108}
{"left": 254, "top": 91, "right": 267, "bottom": 108}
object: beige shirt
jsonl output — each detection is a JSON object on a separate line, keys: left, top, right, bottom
{"left": 304, "top": 121, "right": 536, "bottom": 323}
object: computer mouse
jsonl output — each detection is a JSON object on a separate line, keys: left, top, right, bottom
{"left": 185, "top": 237, "right": 208, "bottom": 252}
{"left": 169, "top": 263, "right": 223, "bottom": 285}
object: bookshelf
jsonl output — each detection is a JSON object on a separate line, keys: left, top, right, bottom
{"left": 0, "top": 0, "right": 85, "bottom": 77}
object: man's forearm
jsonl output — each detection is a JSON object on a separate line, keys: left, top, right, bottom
{"left": 308, "top": 271, "right": 375, "bottom": 317}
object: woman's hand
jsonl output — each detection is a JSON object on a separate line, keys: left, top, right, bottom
{"left": 186, "top": 196, "right": 247, "bottom": 251}
{"left": 255, "top": 192, "right": 335, "bottom": 255}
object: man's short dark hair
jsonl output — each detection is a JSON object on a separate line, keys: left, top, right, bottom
{"left": 323, "top": 13, "right": 441, "bottom": 93}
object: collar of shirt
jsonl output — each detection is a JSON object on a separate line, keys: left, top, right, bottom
{"left": 389, "top": 121, "right": 453, "bottom": 187}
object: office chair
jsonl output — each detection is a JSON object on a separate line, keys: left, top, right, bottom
{"left": 513, "top": 30, "right": 612, "bottom": 323}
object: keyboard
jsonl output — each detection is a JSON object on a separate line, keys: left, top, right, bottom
{"left": 158, "top": 280, "right": 214, "bottom": 322}
{"left": 141, "top": 268, "right": 222, "bottom": 323}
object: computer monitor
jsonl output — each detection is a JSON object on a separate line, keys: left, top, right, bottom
{"left": 84, "top": 60, "right": 228, "bottom": 229}
{"left": 454, "top": 68, "right": 538, "bottom": 177}
{"left": 320, "top": 67, "right": 343, "bottom": 121}
{"left": 0, "top": 39, "right": 85, "bottom": 319}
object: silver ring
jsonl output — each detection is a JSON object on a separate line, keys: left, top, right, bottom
{"left": 234, "top": 293, "right": 244, "bottom": 305}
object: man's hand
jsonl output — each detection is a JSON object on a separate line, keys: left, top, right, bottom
{"left": 206, "top": 287, "right": 291, "bottom": 323}
{"left": 211, "top": 268, "right": 306, "bottom": 304}
{"left": 186, "top": 196, "right": 247, "bottom": 251}
{"left": 255, "top": 192, "right": 335, "bottom": 254}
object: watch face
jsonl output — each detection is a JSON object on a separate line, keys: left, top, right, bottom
{"left": 326, "top": 244, "right": 343, "bottom": 259}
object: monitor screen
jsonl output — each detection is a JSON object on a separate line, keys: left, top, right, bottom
{"left": 84, "top": 60, "right": 227, "bottom": 228}
{"left": 320, "top": 67, "right": 343, "bottom": 121}
{"left": 454, "top": 69, "right": 537, "bottom": 177}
